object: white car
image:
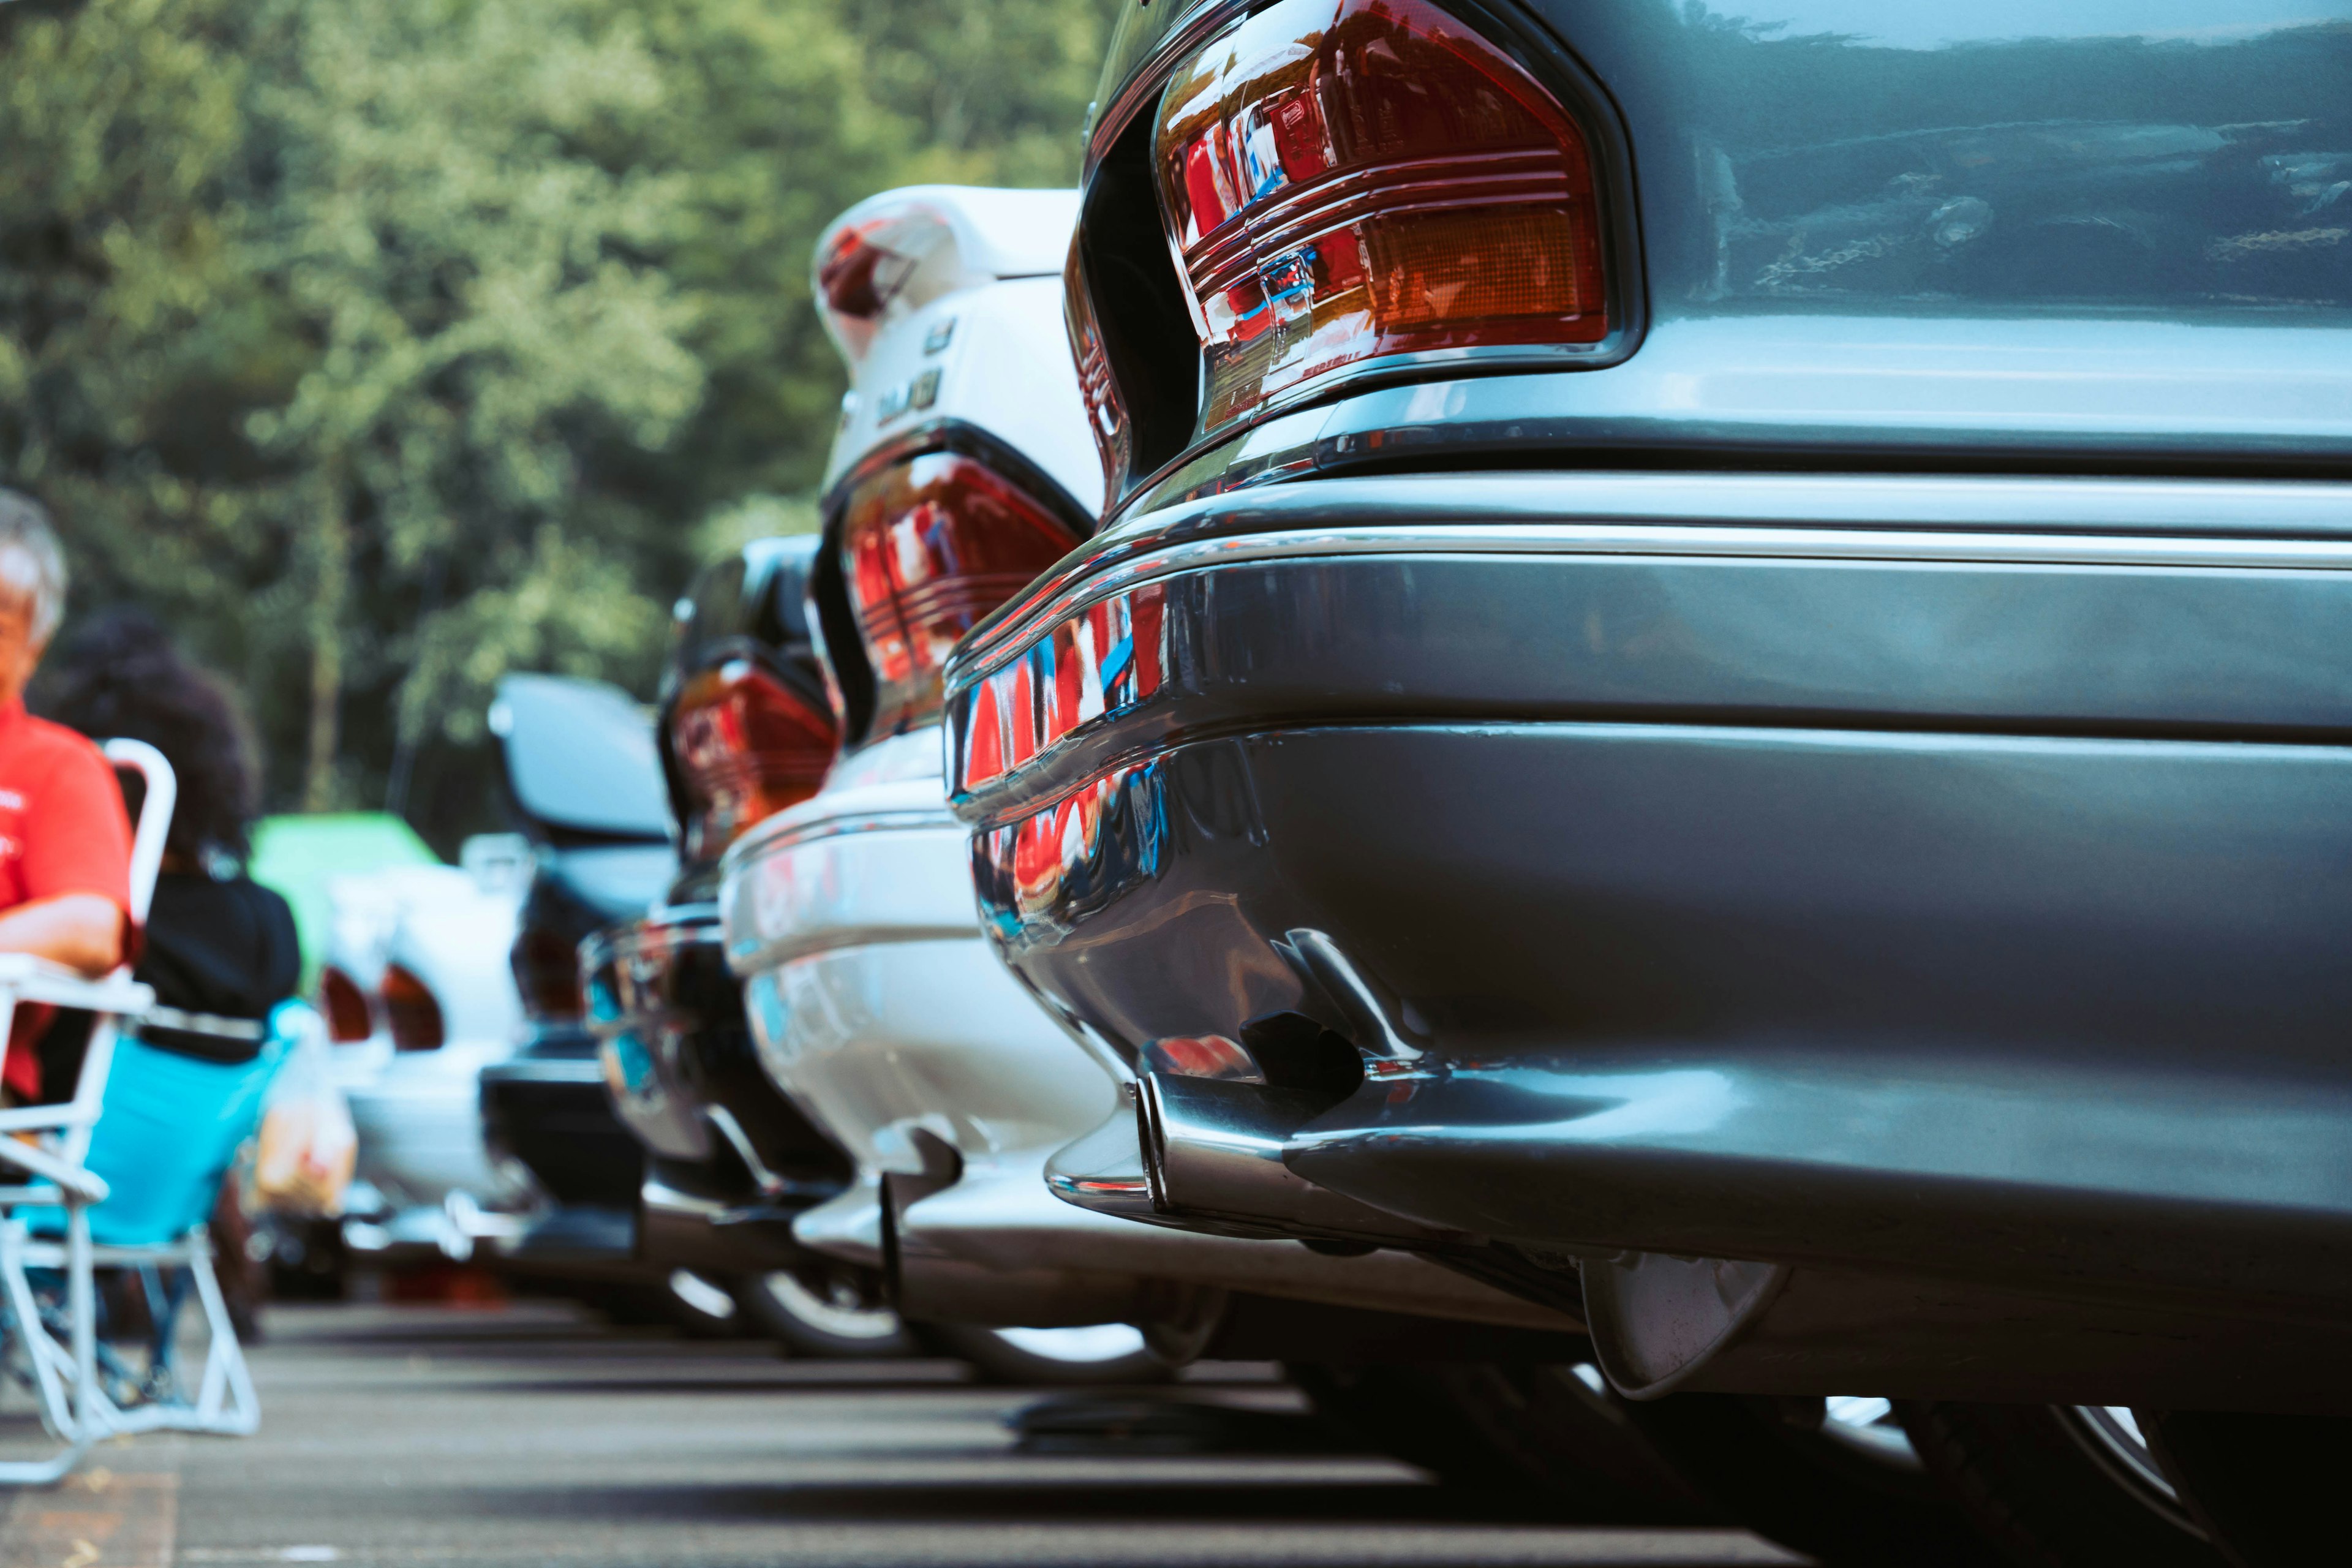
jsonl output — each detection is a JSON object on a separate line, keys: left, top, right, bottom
{"left": 718, "top": 186, "right": 1574, "bottom": 1381}
{"left": 326, "top": 836, "right": 536, "bottom": 1261}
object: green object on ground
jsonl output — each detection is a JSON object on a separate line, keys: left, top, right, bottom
{"left": 249, "top": 813, "right": 442, "bottom": 989}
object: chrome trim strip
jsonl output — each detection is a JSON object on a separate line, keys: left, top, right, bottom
{"left": 480, "top": 1058, "right": 606, "bottom": 1086}
{"left": 949, "top": 472, "right": 2352, "bottom": 684}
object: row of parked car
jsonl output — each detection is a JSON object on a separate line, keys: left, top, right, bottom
{"left": 314, "top": 3, "right": 2352, "bottom": 1564}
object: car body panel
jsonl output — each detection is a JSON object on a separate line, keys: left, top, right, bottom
{"left": 817, "top": 186, "right": 1101, "bottom": 514}
{"left": 340, "top": 853, "right": 531, "bottom": 1218}
{"left": 943, "top": 471, "right": 2352, "bottom": 1330}
{"left": 1126, "top": 315, "right": 2352, "bottom": 519}
{"left": 717, "top": 186, "right": 1575, "bottom": 1336}
{"left": 726, "top": 754, "right": 1125, "bottom": 1174}
{"left": 722, "top": 728, "right": 1580, "bottom": 1330}
{"left": 1077, "top": 0, "right": 2352, "bottom": 507}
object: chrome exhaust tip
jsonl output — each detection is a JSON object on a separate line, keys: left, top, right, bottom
{"left": 1044, "top": 1072, "right": 1460, "bottom": 1248}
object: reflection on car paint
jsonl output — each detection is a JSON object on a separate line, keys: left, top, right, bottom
{"left": 972, "top": 757, "right": 1169, "bottom": 943}
{"left": 957, "top": 579, "right": 1172, "bottom": 793}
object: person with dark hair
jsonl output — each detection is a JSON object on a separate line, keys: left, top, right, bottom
{"left": 37, "top": 608, "right": 302, "bottom": 1336}
{"left": 37, "top": 607, "right": 300, "bottom": 1079}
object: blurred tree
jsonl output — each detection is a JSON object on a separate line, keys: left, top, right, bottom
{"left": 1, "top": 0, "right": 1106, "bottom": 850}
{"left": 0, "top": 0, "right": 295, "bottom": 763}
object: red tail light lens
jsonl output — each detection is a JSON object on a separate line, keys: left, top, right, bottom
{"left": 380, "top": 964, "right": 445, "bottom": 1052}
{"left": 1154, "top": 0, "right": 1607, "bottom": 438}
{"left": 818, "top": 221, "right": 916, "bottom": 322}
{"left": 319, "top": 965, "right": 374, "bottom": 1044}
{"left": 510, "top": 927, "right": 588, "bottom": 1023}
{"left": 840, "top": 451, "right": 1080, "bottom": 737}
{"left": 671, "top": 659, "right": 836, "bottom": 860}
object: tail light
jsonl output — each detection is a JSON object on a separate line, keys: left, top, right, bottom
{"left": 817, "top": 222, "right": 918, "bottom": 361}
{"left": 839, "top": 451, "right": 1080, "bottom": 738}
{"left": 318, "top": 965, "right": 375, "bottom": 1044}
{"left": 671, "top": 658, "right": 835, "bottom": 860}
{"left": 380, "top": 964, "right": 445, "bottom": 1052}
{"left": 1149, "top": 0, "right": 1607, "bottom": 440}
{"left": 510, "top": 926, "right": 587, "bottom": 1023}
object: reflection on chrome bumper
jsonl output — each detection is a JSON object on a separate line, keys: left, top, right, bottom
{"left": 911, "top": 1133, "right": 1575, "bottom": 1332}
{"left": 586, "top": 904, "right": 729, "bottom": 1163}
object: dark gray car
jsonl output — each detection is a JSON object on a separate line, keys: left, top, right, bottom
{"left": 941, "top": 2, "right": 2352, "bottom": 1562}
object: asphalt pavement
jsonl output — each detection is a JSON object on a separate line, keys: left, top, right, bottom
{"left": 0, "top": 1301, "right": 1800, "bottom": 1568}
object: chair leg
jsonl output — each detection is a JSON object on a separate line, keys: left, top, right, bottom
{"left": 98, "top": 1232, "right": 262, "bottom": 1438}
{"left": 66, "top": 1204, "right": 97, "bottom": 1441}
{"left": 184, "top": 1243, "right": 259, "bottom": 1435}
{"left": 0, "top": 1217, "right": 93, "bottom": 1483}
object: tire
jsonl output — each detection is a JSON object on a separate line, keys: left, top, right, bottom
{"left": 1617, "top": 1393, "right": 2003, "bottom": 1567}
{"left": 918, "top": 1321, "right": 1168, "bottom": 1386}
{"left": 2141, "top": 1409, "right": 2352, "bottom": 1568}
{"left": 576, "top": 1272, "right": 739, "bottom": 1337}
{"left": 1287, "top": 1362, "right": 1705, "bottom": 1520}
{"left": 1903, "top": 1404, "right": 2221, "bottom": 1567}
{"left": 734, "top": 1268, "right": 917, "bottom": 1358}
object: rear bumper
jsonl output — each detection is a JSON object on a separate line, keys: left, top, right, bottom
{"left": 478, "top": 1037, "right": 641, "bottom": 1210}
{"left": 892, "top": 1140, "right": 1574, "bottom": 1331}
{"left": 719, "top": 739, "right": 1569, "bottom": 1332}
{"left": 586, "top": 905, "right": 731, "bottom": 1163}
{"left": 493, "top": 1203, "right": 643, "bottom": 1282}
{"left": 719, "top": 755, "right": 1128, "bottom": 1175}
{"left": 586, "top": 902, "right": 851, "bottom": 1206}
{"left": 942, "top": 470, "right": 2352, "bottom": 1319}
{"left": 636, "top": 1163, "right": 812, "bottom": 1275}
{"left": 346, "top": 1042, "right": 527, "bottom": 1209}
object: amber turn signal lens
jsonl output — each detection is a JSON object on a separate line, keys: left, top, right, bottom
{"left": 1153, "top": 0, "right": 1607, "bottom": 437}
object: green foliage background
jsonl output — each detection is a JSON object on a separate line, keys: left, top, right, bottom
{"left": 0, "top": 0, "right": 1104, "bottom": 849}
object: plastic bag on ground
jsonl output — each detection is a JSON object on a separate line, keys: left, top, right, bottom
{"left": 252, "top": 1002, "right": 356, "bottom": 1216}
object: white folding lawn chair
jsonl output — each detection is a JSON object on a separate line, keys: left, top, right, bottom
{"left": 0, "top": 739, "right": 266, "bottom": 1483}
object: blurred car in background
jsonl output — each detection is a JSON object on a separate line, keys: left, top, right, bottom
{"left": 715, "top": 184, "right": 1583, "bottom": 1388}
{"left": 472, "top": 675, "right": 735, "bottom": 1330}
{"left": 327, "top": 834, "right": 535, "bottom": 1264}
{"left": 586, "top": 543, "right": 909, "bottom": 1354}
{"left": 940, "top": 1, "right": 2352, "bottom": 1562}
{"left": 247, "top": 812, "right": 447, "bottom": 1294}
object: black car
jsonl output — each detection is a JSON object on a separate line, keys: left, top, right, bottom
{"left": 941, "top": 1, "right": 2352, "bottom": 1562}
{"left": 585, "top": 538, "right": 907, "bottom": 1354}
{"left": 472, "top": 676, "right": 704, "bottom": 1323}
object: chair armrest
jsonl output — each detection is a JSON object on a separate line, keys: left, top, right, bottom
{"left": 0, "top": 1138, "right": 108, "bottom": 1204}
{"left": 0, "top": 956, "right": 153, "bottom": 1014}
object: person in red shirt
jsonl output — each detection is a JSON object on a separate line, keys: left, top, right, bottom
{"left": 0, "top": 490, "right": 133, "bottom": 1102}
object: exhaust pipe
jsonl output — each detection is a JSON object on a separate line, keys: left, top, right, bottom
{"left": 884, "top": 1127, "right": 1205, "bottom": 1327}
{"left": 1044, "top": 1072, "right": 1459, "bottom": 1248}
{"left": 1143, "top": 1072, "right": 1457, "bottom": 1245}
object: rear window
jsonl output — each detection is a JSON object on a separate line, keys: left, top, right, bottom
{"left": 1691, "top": 18, "right": 2352, "bottom": 313}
